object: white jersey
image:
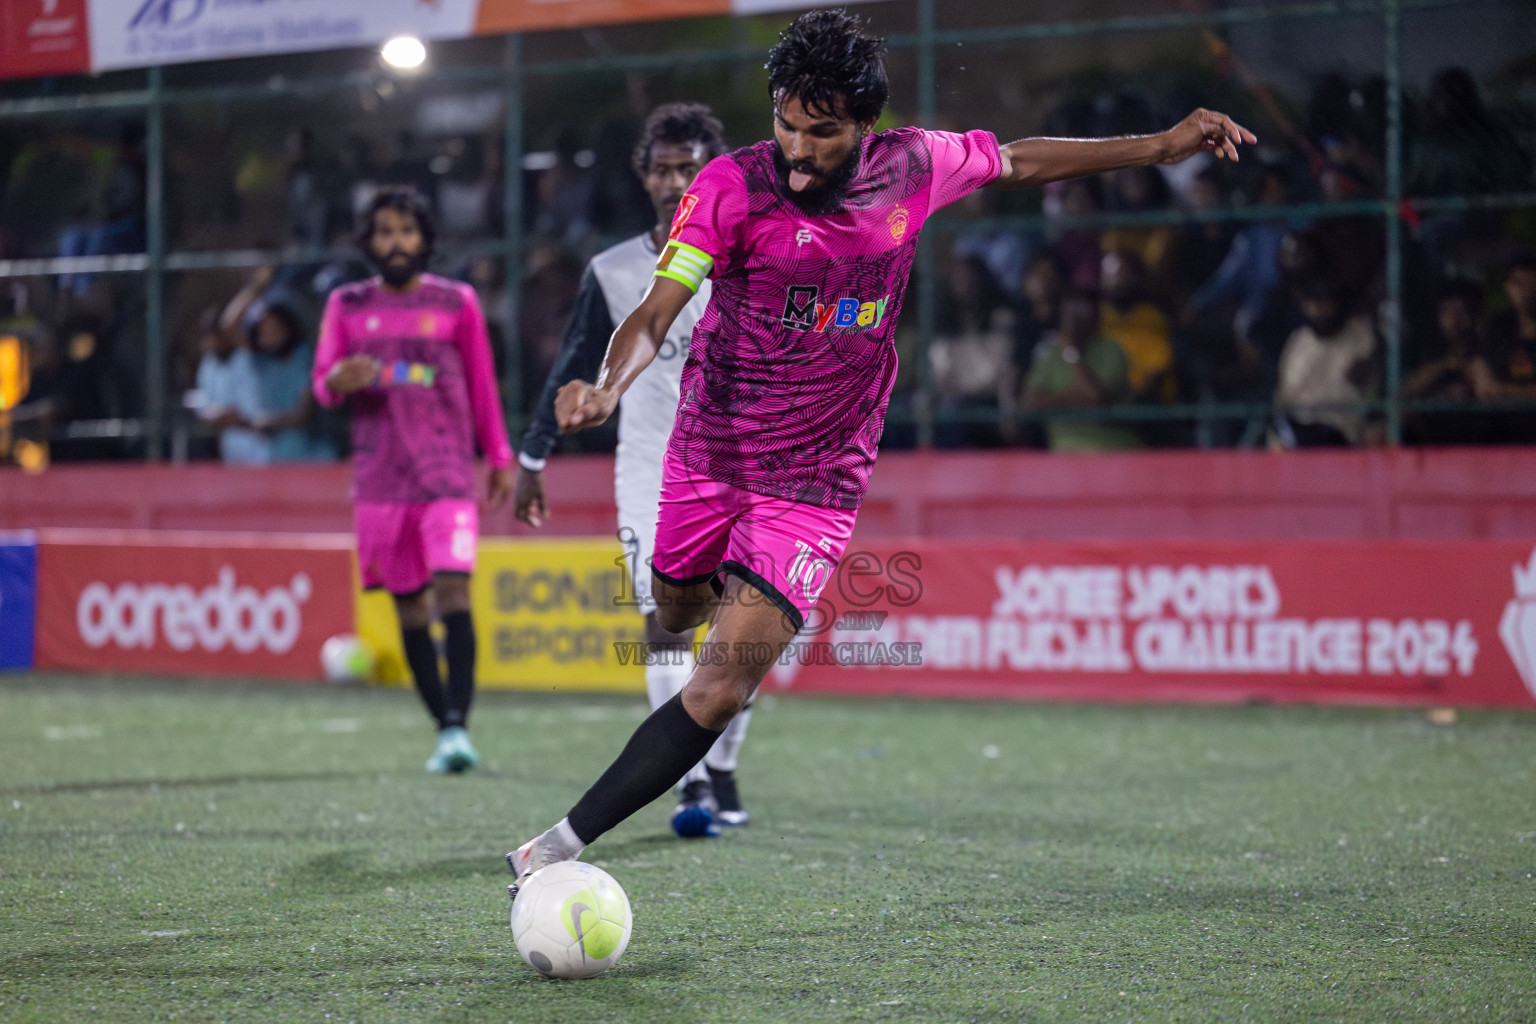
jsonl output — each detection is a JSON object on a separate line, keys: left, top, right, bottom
{"left": 522, "top": 231, "right": 711, "bottom": 613}
{"left": 591, "top": 233, "right": 712, "bottom": 477}
{"left": 590, "top": 234, "right": 710, "bottom": 614}
{"left": 526, "top": 229, "right": 752, "bottom": 781}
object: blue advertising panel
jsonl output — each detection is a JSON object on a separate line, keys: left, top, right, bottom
{"left": 0, "top": 531, "right": 38, "bottom": 669}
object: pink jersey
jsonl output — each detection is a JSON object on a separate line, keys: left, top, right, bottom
{"left": 658, "top": 127, "right": 1001, "bottom": 509}
{"left": 313, "top": 274, "right": 512, "bottom": 504}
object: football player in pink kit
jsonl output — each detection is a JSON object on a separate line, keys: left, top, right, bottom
{"left": 313, "top": 186, "right": 513, "bottom": 774}
{"left": 508, "top": 9, "right": 1254, "bottom": 882}
{"left": 517, "top": 104, "right": 752, "bottom": 839}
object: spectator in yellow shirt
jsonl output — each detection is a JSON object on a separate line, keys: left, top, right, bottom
{"left": 1101, "top": 165, "right": 1177, "bottom": 289}
{"left": 1100, "top": 250, "right": 1176, "bottom": 404}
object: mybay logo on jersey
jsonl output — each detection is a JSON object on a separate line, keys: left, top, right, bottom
{"left": 76, "top": 567, "right": 312, "bottom": 654}
{"left": 779, "top": 285, "right": 891, "bottom": 333}
{"left": 378, "top": 359, "right": 436, "bottom": 388}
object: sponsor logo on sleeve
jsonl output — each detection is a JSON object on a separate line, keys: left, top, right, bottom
{"left": 668, "top": 194, "right": 699, "bottom": 241}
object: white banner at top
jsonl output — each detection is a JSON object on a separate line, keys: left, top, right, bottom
{"left": 19, "top": 0, "right": 889, "bottom": 80}
{"left": 88, "top": 0, "right": 480, "bottom": 72}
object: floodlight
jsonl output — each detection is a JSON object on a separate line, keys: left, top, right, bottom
{"left": 381, "top": 36, "right": 427, "bottom": 71}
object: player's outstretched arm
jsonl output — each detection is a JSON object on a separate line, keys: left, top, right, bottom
{"left": 555, "top": 275, "right": 693, "bottom": 433}
{"left": 994, "top": 108, "right": 1256, "bottom": 190}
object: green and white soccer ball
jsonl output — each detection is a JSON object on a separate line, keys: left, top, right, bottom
{"left": 319, "top": 634, "right": 374, "bottom": 684}
{"left": 510, "top": 861, "right": 633, "bottom": 979}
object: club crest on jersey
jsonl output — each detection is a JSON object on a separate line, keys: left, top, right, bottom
{"left": 780, "top": 285, "right": 890, "bottom": 333}
{"left": 887, "top": 205, "right": 909, "bottom": 241}
{"left": 668, "top": 194, "right": 700, "bottom": 241}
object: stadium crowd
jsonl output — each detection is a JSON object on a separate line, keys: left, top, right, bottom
{"left": 1, "top": 61, "right": 1533, "bottom": 462}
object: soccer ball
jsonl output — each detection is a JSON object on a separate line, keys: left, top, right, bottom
{"left": 320, "top": 634, "right": 374, "bottom": 684}
{"left": 510, "top": 861, "right": 632, "bottom": 979}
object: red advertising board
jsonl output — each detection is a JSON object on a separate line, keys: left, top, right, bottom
{"left": 766, "top": 540, "right": 1536, "bottom": 709}
{"left": 35, "top": 529, "right": 354, "bottom": 681}
{"left": 2, "top": 0, "right": 91, "bottom": 79}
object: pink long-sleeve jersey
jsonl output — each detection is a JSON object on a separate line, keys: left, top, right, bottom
{"left": 313, "top": 274, "right": 512, "bottom": 503}
{"left": 657, "top": 127, "right": 1002, "bottom": 510}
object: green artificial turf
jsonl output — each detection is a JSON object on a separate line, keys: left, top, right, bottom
{"left": 1, "top": 674, "right": 1533, "bottom": 1022}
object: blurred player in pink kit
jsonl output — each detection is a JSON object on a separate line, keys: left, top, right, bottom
{"left": 313, "top": 186, "right": 513, "bottom": 774}
{"left": 508, "top": 9, "right": 1254, "bottom": 884}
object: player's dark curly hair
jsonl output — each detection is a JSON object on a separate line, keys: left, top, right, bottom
{"left": 356, "top": 185, "right": 436, "bottom": 259}
{"left": 765, "top": 8, "right": 888, "bottom": 124}
{"left": 631, "top": 102, "right": 727, "bottom": 176}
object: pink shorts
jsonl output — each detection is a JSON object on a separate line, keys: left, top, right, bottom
{"left": 355, "top": 499, "right": 479, "bottom": 595}
{"left": 650, "top": 452, "right": 857, "bottom": 630}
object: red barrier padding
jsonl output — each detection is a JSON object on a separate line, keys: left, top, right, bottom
{"left": 0, "top": 462, "right": 618, "bottom": 535}
{"left": 855, "top": 448, "right": 1536, "bottom": 540}
{"left": 7, "top": 448, "right": 1536, "bottom": 540}
{"left": 765, "top": 538, "right": 1536, "bottom": 709}
{"left": 24, "top": 527, "right": 1536, "bottom": 707}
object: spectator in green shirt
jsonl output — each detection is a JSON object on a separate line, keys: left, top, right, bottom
{"left": 1021, "top": 288, "right": 1141, "bottom": 452}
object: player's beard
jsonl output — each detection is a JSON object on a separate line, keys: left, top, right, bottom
{"left": 372, "top": 249, "right": 428, "bottom": 288}
{"left": 773, "top": 143, "right": 862, "bottom": 216}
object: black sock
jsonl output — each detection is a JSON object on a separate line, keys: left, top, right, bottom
{"left": 401, "top": 626, "right": 447, "bottom": 730}
{"left": 708, "top": 767, "right": 741, "bottom": 813}
{"left": 566, "top": 694, "right": 722, "bottom": 845}
{"left": 442, "top": 610, "right": 475, "bottom": 729}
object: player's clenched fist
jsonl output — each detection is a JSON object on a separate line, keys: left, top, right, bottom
{"left": 555, "top": 380, "right": 618, "bottom": 432}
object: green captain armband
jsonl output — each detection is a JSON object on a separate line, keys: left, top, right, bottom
{"left": 655, "top": 240, "right": 714, "bottom": 293}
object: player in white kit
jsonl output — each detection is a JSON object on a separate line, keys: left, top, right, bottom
{"left": 516, "top": 103, "right": 749, "bottom": 837}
